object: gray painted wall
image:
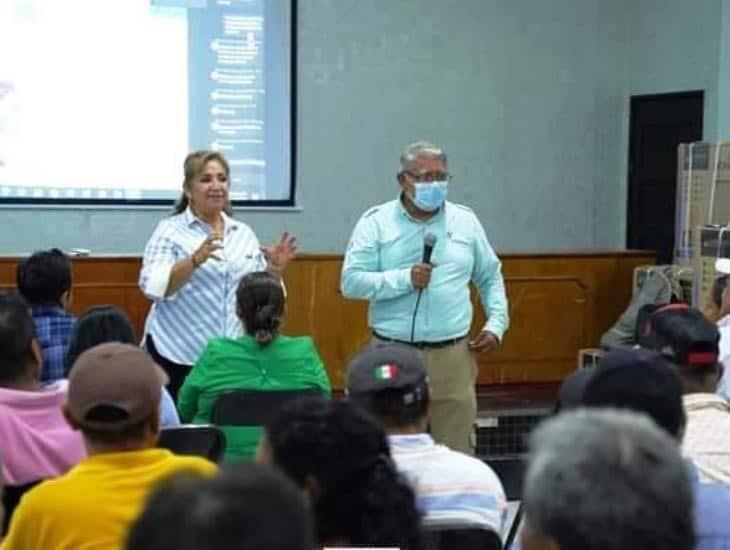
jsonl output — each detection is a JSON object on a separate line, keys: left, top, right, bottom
{"left": 1, "top": 0, "right": 724, "bottom": 254}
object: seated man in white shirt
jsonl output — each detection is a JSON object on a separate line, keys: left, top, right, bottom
{"left": 706, "top": 274, "right": 730, "bottom": 400}
{"left": 639, "top": 303, "right": 730, "bottom": 485}
{"left": 345, "top": 343, "right": 507, "bottom": 534}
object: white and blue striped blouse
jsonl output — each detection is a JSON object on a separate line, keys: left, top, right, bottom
{"left": 139, "top": 207, "right": 266, "bottom": 366}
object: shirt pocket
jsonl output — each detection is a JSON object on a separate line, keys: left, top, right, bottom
{"left": 228, "top": 247, "right": 265, "bottom": 280}
{"left": 377, "top": 232, "right": 416, "bottom": 269}
{"left": 441, "top": 231, "right": 474, "bottom": 273}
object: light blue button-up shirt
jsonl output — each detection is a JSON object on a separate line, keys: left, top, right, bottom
{"left": 341, "top": 198, "right": 508, "bottom": 342}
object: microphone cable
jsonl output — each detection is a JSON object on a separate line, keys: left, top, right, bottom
{"left": 410, "top": 289, "right": 424, "bottom": 343}
{"left": 410, "top": 232, "right": 437, "bottom": 343}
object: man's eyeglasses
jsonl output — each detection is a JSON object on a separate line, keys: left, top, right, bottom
{"left": 405, "top": 171, "right": 452, "bottom": 183}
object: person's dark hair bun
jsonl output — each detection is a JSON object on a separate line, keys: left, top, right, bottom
{"left": 237, "top": 272, "right": 285, "bottom": 347}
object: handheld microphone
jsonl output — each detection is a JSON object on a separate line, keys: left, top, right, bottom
{"left": 411, "top": 233, "right": 438, "bottom": 343}
{"left": 422, "top": 233, "right": 437, "bottom": 264}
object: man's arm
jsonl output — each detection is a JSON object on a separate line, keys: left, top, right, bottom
{"left": 340, "top": 214, "right": 414, "bottom": 301}
{"left": 471, "top": 217, "right": 509, "bottom": 341}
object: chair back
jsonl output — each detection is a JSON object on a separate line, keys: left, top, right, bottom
{"left": 422, "top": 525, "right": 503, "bottom": 550}
{"left": 157, "top": 424, "right": 226, "bottom": 462}
{"left": 211, "top": 389, "right": 322, "bottom": 427}
{"left": 504, "top": 502, "right": 523, "bottom": 549}
{"left": 3, "top": 480, "right": 43, "bottom": 533}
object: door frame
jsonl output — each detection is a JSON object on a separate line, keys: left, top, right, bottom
{"left": 626, "top": 90, "right": 704, "bottom": 250}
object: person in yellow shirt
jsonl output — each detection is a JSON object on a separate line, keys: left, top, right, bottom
{"left": 2, "top": 342, "right": 217, "bottom": 550}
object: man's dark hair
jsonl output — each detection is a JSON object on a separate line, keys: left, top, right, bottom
{"left": 16, "top": 248, "right": 72, "bottom": 306}
{"left": 349, "top": 384, "right": 429, "bottom": 428}
{"left": 0, "top": 292, "right": 36, "bottom": 383}
{"left": 126, "top": 464, "right": 314, "bottom": 550}
{"left": 581, "top": 349, "right": 685, "bottom": 440}
{"left": 265, "top": 397, "right": 423, "bottom": 549}
{"left": 638, "top": 305, "right": 721, "bottom": 388}
{"left": 65, "top": 305, "right": 136, "bottom": 375}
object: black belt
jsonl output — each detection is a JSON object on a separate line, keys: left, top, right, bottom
{"left": 373, "top": 331, "right": 466, "bottom": 350}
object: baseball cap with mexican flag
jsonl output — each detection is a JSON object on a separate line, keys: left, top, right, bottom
{"left": 346, "top": 343, "right": 427, "bottom": 397}
{"left": 375, "top": 364, "right": 399, "bottom": 380}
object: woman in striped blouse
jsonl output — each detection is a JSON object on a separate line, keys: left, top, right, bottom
{"left": 139, "top": 151, "right": 296, "bottom": 398}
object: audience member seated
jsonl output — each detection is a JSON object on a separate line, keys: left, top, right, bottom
{"left": 638, "top": 304, "right": 730, "bottom": 485}
{"left": 1, "top": 343, "right": 217, "bottom": 549}
{"left": 553, "top": 368, "right": 594, "bottom": 413}
{"left": 704, "top": 274, "right": 729, "bottom": 323}
{"left": 600, "top": 265, "right": 679, "bottom": 348}
{"left": 578, "top": 346, "right": 730, "bottom": 550}
{"left": 707, "top": 275, "right": 730, "bottom": 400}
{"left": 346, "top": 343, "right": 507, "bottom": 534}
{"left": 16, "top": 249, "right": 75, "bottom": 382}
{"left": 257, "top": 397, "right": 423, "bottom": 549}
{"left": 178, "top": 272, "right": 331, "bottom": 461}
{"left": 520, "top": 408, "right": 694, "bottom": 550}
{"left": 65, "top": 305, "right": 180, "bottom": 427}
{"left": 0, "top": 293, "right": 85, "bottom": 488}
{"left": 1, "top": 458, "right": 5, "bottom": 539}
{"left": 126, "top": 464, "right": 314, "bottom": 550}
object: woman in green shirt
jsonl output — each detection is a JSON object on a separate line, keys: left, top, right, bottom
{"left": 178, "top": 271, "right": 331, "bottom": 462}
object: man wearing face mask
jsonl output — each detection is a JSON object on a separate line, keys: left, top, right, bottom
{"left": 341, "top": 141, "right": 509, "bottom": 455}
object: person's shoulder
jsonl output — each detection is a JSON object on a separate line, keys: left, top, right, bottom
{"left": 149, "top": 212, "right": 187, "bottom": 239}
{"left": 440, "top": 446, "right": 503, "bottom": 484}
{"left": 446, "top": 201, "right": 478, "bottom": 220}
{"left": 199, "top": 337, "right": 239, "bottom": 359}
{"left": 207, "top": 336, "right": 235, "bottom": 349}
{"left": 359, "top": 199, "right": 399, "bottom": 221}
{"left": 165, "top": 453, "right": 218, "bottom": 476}
{"left": 19, "top": 473, "right": 75, "bottom": 509}
{"left": 30, "top": 306, "right": 63, "bottom": 320}
{"left": 41, "top": 378, "right": 69, "bottom": 396}
{"left": 276, "top": 335, "right": 319, "bottom": 354}
{"left": 160, "top": 210, "right": 187, "bottom": 227}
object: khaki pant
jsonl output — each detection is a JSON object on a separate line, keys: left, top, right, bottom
{"left": 373, "top": 337, "right": 477, "bottom": 455}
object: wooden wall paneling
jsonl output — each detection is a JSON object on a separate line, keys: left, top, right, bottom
{"left": 475, "top": 276, "right": 587, "bottom": 384}
{"left": 282, "top": 256, "right": 369, "bottom": 389}
{"left": 0, "top": 251, "right": 656, "bottom": 389}
{"left": 71, "top": 283, "right": 150, "bottom": 342}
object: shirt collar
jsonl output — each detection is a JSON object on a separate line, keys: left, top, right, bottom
{"left": 387, "top": 433, "right": 436, "bottom": 451}
{"left": 718, "top": 314, "right": 730, "bottom": 328}
{"left": 184, "top": 206, "right": 235, "bottom": 233}
{"left": 80, "top": 448, "right": 174, "bottom": 470}
{"left": 683, "top": 392, "right": 730, "bottom": 412}
{"left": 30, "top": 304, "right": 68, "bottom": 317}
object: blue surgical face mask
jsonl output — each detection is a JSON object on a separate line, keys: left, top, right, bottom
{"left": 412, "top": 181, "right": 448, "bottom": 212}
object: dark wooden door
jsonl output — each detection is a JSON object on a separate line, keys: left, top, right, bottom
{"left": 627, "top": 91, "right": 704, "bottom": 264}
